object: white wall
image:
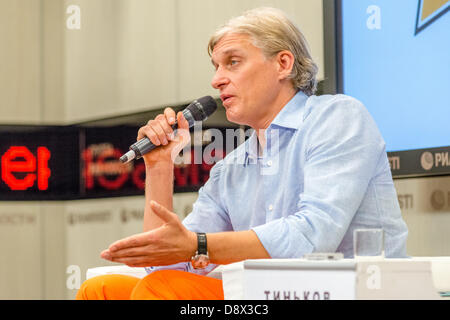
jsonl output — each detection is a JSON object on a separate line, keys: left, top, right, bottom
{"left": 0, "top": 0, "right": 324, "bottom": 124}
{"left": 0, "top": 0, "right": 42, "bottom": 124}
{"left": 63, "top": 0, "right": 179, "bottom": 122}
{"left": 0, "top": 203, "right": 43, "bottom": 299}
{"left": 394, "top": 176, "right": 450, "bottom": 257}
{"left": 0, "top": 193, "right": 198, "bottom": 300}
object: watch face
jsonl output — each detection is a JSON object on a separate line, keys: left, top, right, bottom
{"left": 191, "top": 254, "right": 210, "bottom": 269}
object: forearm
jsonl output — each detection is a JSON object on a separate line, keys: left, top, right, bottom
{"left": 143, "top": 162, "right": 174, "bottom": 231}
{"left": 206, "top": 230, "right": 271, "bottom": 265}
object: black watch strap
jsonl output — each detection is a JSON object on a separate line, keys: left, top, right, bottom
{"left": 196, "top": 233, "right": 208, "bottom": 255}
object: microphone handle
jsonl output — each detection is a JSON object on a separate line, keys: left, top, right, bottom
{"left": 119, "top": 107, "right": 197, "bottom": 163}
{"left": 130, "top": 121, "right": 179, "bottom": 160}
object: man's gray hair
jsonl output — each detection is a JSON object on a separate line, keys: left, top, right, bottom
{"left": 208, "top": 7, "right": 318, "bottom": 96}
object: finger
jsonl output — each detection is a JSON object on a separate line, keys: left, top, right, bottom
{"left": 169, "top": 125, "right": 191, "bottom": 163}
{"left": 137, "top": 125, "right": 161, "bottom": 146}
{"left": 109, "top": 246, "right": 150, "bottom": 259}
{"left": 156, "top": 112, "right": 175, "bottom": 141}
{"left": 164, "top": 107, "right": 177, "bottom": 126}
{"left": 174, "top": 112, "right": 190, "bottom": 142}
{"left": 126, "top": 262, "right": 153, "bottom": 268}
{"left": 109, "top": 232, "right": 154, "bottom": 252}
{"left": 109, "top": 256, "right": 151, "bottom": 267}
{"left": 100, "top": 249, "right": 112, "bottom": 261}
{"left": 150, "top": 200, "right": 177, "bottom": 223}
{"left": 177, "top": 111, "right": 189, "bottom": 130}
{"left": 170, "top": 131, "right": 190, "bottom": 164}
{"left": 148, "top": 120, "right": 169, "bottom": 145}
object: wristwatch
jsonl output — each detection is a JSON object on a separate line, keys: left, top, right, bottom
{"left": 191, "top": 233, "right": 210, "bottom": 269}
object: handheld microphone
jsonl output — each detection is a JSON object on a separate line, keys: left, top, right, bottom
{"left": 119, "top": 96, "right": 218, "bottom": 163}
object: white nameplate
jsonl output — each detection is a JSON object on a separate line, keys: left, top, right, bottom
{"left": 242, "top": 259, "right": 356, "bottom": 300}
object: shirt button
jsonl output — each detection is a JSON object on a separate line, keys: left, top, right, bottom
{"left": 267, "top": 160, "right": 273, "bottom": 167}
{"left": 268, "top": 205, "right": 273, "bottom": 211}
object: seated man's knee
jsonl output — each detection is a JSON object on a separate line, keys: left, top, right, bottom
{"left": 76, "top": 274, "right": 140, "bottom": 300}
{"left": 130, "top": 270, "right": 224, "bottom": 300}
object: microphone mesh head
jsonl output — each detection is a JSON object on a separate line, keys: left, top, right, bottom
{"left": 188, "top": 96, "right": 217, "bottom": 121}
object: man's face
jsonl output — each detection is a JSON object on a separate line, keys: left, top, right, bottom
{"left": 210, "top": 33, "right": 283, "bottom": 128}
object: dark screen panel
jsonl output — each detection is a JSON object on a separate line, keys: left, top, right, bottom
{"left": 0, "top": 125, "right": 242, "bottom": 200}
{"left": 0, "top": 127, "right": 79, "bottom": 200}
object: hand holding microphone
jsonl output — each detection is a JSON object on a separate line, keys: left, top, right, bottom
{"left": 120, "top": 96, "right": 217, "bottom": 164}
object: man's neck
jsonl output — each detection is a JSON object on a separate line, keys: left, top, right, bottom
{"left": 254, "top": 86, "right": 298, "bottom": 152}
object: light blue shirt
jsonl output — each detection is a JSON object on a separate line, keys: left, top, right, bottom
{"left": 146, "top": 91, "right": 408, "bottom": 275}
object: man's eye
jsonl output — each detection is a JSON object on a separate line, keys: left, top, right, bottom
{"left": 230, "top": 60, "right": 239, "bottom": 66}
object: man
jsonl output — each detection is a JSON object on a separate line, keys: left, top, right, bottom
{"left": 77, "top": 7, "right": 408, "bottom": 300}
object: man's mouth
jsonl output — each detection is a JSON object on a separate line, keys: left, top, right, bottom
{"left": 220, "top": 94, "right": 234, "bottom": 106}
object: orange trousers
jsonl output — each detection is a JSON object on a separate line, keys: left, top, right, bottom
{"left": 76, "top": 270, "right": 224, "bottom": 300}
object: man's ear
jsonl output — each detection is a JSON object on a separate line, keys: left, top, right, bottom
{"left": 276, "top": 50, "right": 295, "bottom": 81}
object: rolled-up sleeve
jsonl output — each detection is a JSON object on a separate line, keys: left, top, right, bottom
{"left": 252, "top": 97, "right": 385, "bottom": 258}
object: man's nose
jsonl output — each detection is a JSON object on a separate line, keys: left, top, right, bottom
{"left": 211, "top": 68, "right": 229, "bottom": 89}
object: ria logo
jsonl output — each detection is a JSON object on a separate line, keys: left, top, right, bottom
{"left": 415, "top": 0, "right": 450, "bottom": 35}
{"left": 420, "top": 151, "right": 450, "bottom": 170}
{"left": 420, "top": 152, "right": 434, "bottom": 170}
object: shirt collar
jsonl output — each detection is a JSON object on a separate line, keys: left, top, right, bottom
{"left": 270, "top": 90, "right": 308, "bottom": 130}
{"left": 244, "top": 90, "right": 308, "bottom": 165}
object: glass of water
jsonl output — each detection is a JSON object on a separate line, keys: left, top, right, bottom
{"left": 353, "top": 228, "right": 384, "bottom": 259}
